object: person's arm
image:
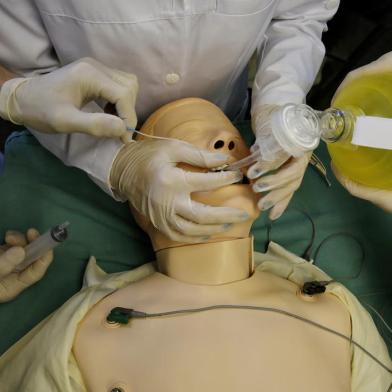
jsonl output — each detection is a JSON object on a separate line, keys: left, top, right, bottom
{"left": 331, "top": 53, "right": 392, "bottom": 212}
{"left": 0, "top": 1, "right": 135, "bottom": 196}
{"left": 32, "top": 125, "right": 125, "bottom": 196}
{"left": 248, "top": 0, "right": 339, "bottom": 220}
{"left": 252, "top": 0, "right": 339, "bottom": 110}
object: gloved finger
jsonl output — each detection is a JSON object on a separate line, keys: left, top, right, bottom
{"left": 177, "top": 200, "right": 249, "bottom": 225}
{"left": 172, "top": 142, "right": 231, "bottom": 168}
{"left": 74, "top": 65, "right": 137, "bottom": 132}
{"left": 26, "top": 228, "right": 40, "bottom": 242}
{"left": 121, "top": 132, "right": 134, "bottom": 144}
{"left": 268, "top": 195, "right": 293, "bottom": 220}
{"left": 252, "top": 156, "right": 308, "bottom": 193}
{"left": 0, "top": 247, "right": 26, "bottom": 278}
{"left": 86, "top": 58, "right": 139, "bottom": 99}
{"left": 5, "top": 230, "right": 27, "bottom": 247}
{"left": 247, "top": 155, "right": 289, "bottom": 180}
{"left": 186, "top": 170, "right": 243, "bottom": 192}
{"left": 257, "top": 179, "right": 299, "bottom": 212}
{"left": 170, "top": 215, "right": 233, "bottom": 237}
{"left": 90, "top": 71, "right": 139, "bottom": 130}
{"left": 114, "top": 93, "right": 138, "bottom": 130}
{"left": 254, "top": 153, "right": 310, "bottom": 193}
{"left": 109, "top": 71, "right": 139, "bottom": 130}
{"left": 55, "top": 105, "right": 128, "bottom": 139}
{"left": 86, "top": 61, "right": 139, "bottom": 129}
{"left": 17, "top": 249, "right": 53, "bottom": 286}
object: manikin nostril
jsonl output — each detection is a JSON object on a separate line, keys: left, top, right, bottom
{"left": 228, "top": 141, "right": 235, "bottom": 150}
{"left": 214, "top": 140, "right": 225, "bottom": 149}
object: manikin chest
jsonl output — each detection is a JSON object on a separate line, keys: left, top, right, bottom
{"left": 73, "top": 272, "right": 352, "bottom": 392}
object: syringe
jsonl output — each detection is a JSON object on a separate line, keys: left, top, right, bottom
{"left": 13, "top": 222, "right": 70, "bottom": 272}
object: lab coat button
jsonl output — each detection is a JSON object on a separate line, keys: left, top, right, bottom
{"left": 165, "top": 73, "right": 180, "bottom": 85}
{"left": 324, "top": 0, "right": 339, "bottom": 10}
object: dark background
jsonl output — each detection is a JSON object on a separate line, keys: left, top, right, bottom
{"left": 1, "top": 0, "right": 392, "bottom": 149}
{"left": 307, "top": 0, "right": 392, "bottom": 109}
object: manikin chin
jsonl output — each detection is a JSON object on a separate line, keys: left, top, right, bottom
{"left": 73, "top": 98, "right": 352, "bottom": 392}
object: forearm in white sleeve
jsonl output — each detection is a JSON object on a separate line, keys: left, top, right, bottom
{"left": 0, "top": 2, "right": 124, "bottom": 199}
{"left": 0, "top": 0, "right": 59, "bottom": 76}
{"left": 31, "top": 128, "right": 124, "bottom": 199}
{"left": 30, "top": 100, "right": 125, "bottom": 198}
{"left": 252, "top": 0, "right": 340, "bottom": 114}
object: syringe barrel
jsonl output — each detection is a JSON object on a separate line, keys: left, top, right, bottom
{"left": 14, "top": 223, "right": 69, "bottom": 272}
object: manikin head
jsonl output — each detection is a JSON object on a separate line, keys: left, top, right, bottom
{"left": 132, "top": 98, "right": 260, "bottom": 251}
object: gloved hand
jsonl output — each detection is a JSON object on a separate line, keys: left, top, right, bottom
{"left": 0, "top": 57, "right": 138, "bottom": 143}
{"left": 110, "top": 139, "right": 250, "bottom": 243}
{"left": 0, "top": 229, "right": 53, "bottom": 303}
{"left": 330, "top": 52, "right": 392, "bottom": 212}
{"left": 333, "top": 52, "right": 392, "bottom": 100}
{"left": 332, "top": 163, "right": 392, "bottom": 212}
{"left": 248, "top": 104, "right": 311, "bottom": 220}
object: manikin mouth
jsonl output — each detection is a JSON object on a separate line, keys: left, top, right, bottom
{"left": 233, "top": 175, "right": 250, "bottom": 185}
{"left": 241, "top": 176, "right": 250, "bottom": 185}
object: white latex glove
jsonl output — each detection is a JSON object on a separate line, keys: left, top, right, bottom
{"left": 248, "top": 105, "right": 311, "bottom": 220}
{"left": 0, "top": 57, "right": 138, "bottom": 143}
{"left": 0, "top": 229, "right": 53, "bottom": 303}
{"left": 332, "top": 163, "right": 392, "bottom": 212}
{"left": 333, "top": 52, "right": 392, "bottom": 100}
{"left": 110, "top": 139, "right": 250, "bottom": 243}
{"left": 330, "top": 52, "right": 392, "bottom": 212}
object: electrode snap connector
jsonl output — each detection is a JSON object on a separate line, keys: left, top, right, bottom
{"left": 107, "top": 307, "right": 147, "bottom": 325}
{"left": 301, "top": 280, "right": 333, "bottom": 296}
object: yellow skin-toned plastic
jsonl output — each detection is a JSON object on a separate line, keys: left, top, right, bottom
{"left": 73, "top": 99, "right": 351, "bottom": 392}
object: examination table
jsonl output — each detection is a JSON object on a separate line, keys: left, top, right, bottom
{"left": 0, "top": 124, "right": 391, "bottom": 355}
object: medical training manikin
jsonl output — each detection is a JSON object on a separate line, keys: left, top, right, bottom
{"left": 0, "top": 99, "right": 390, "bottom": 392}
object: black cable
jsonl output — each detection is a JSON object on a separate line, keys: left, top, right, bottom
{"left": 266, "top": 210, "right": 366, "bottom": 272}
{"left": 265, "top": 208, "right": 316, "bottom": 261}
{"left": 299, "top": 210, "right": 316, "bottom": 261}
{"left": 313, "top": 232, "right": 366, "bottom": 280}
{"left": 111, "top": 304, "right": 392, "bottom": 375}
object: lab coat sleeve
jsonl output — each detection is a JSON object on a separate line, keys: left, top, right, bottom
{"left": 31, "top": 129, "right": 124, "bottom": 198}
{"left": 252, "top": 0, "right": 339, "bottom": 113}
{"left": 0, "top": 0, "right": 58, "bottom": 75}
{"left": 0, "top": 1, "right": 123, "bottom": 198}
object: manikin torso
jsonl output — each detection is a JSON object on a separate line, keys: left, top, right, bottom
{"left": 73, "top": 238, "right": 352, "bottom": 392}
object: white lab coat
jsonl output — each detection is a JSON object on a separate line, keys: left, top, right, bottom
{"left": 0, "top": 0, "right": 339, "bottom": 196}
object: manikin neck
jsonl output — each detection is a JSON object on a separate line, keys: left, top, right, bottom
{"left": 155, "top": 237, "right": 254, "bottom": 285}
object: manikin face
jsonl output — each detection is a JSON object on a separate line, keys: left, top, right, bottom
{"left": 133, "top": 98, "right": 260, "bottom": 250}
